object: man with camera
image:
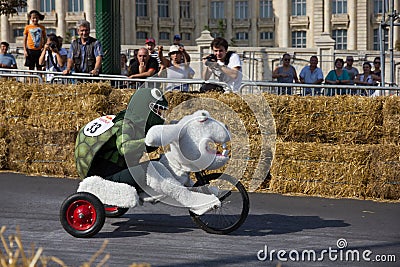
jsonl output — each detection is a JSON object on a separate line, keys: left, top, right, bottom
{"left": 201, "top": 37, "right": 242, "bottom": 93}
{"left": 39, "top": 34, "right": 67, "bottom": 82}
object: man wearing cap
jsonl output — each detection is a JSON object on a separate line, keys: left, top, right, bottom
{"left": 159, "top": 45, "right": 195, "bottom": 91}
{"left": 173, "top": 34, "right": 183, "bottom": 47}
{"left": 145, "top": 38, "right": 161, "bottom": 67}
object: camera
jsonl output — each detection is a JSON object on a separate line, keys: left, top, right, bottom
{"left": 205, "top": 54, "right": 217, "bottom": 67}
{"left": 49, "top": 43, "right": 57, "bottom": 50}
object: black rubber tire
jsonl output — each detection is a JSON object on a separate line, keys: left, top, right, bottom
{"left": 60, "top": 192, "right": 105, "bottom": 238}
{"left": 104, "top": 206, "right": 129, "bottom": 218}
{"left": 189, "top": 173, "right": 249, "bottom": 234}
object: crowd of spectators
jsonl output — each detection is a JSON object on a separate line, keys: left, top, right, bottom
{"left": 0, "top": 9, "right": 388, "bottom": 95}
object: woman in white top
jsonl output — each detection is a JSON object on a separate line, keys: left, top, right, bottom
{"left": 159, "top": 45, "right": 195, "bottom": 91}
{"left": 355, "top": 62, "right": 379, "bottom": 96}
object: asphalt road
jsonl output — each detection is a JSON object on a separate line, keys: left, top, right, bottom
{"left": 0, "top": 172, "right": 399, "bottom": 267}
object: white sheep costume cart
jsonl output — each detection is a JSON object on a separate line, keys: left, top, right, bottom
{"left": 60, "top": 110, "right": 249, "bottom": 237}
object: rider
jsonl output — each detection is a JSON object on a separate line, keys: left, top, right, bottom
{"left": 75, "top": 87, "right": 168, "bottom": 188}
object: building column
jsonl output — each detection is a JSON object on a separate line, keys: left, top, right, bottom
{"left": 151, "top": 0, "right": 158, "bottom": 40}
{"left": 250, "top": 0, "right": 258, "bottom": 46}
{"left": 323, "top": 0, "right": 331, "bottom": 33}
{"left": 347, "top": 0, "right": 356, "bottom": 49}
{"left": 84, "top": 0, "right": 94, "bottom": 28}
{"left": 279, "top": 0, "right": 289, "bottom": 47}
{"left": 1, "top": 15, "right": 10, "bottom": 42}
{"left": 226, "top": 0, "right": 233, "bottom": 42}
{"left": 172, "top": 0, "right": 180, "bottom": 37}
{"left": 56, "top": 1, "right": 65, "bottom": 38}
{"left": 27, "top": 0, "right": 37, "bottom": 10}
{"left": 394, "top": 0, "right": 400, "bottom": 44}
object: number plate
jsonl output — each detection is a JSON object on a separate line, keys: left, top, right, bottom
{"left": 83, "top": 115, "right": 116, "bottom": 137}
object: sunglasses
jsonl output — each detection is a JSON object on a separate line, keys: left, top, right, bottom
{"left": 283, "top": 58, "right": 290, "bottom": 61}
{"left": 374, "top": 61, "right": 380, "bottom": 64}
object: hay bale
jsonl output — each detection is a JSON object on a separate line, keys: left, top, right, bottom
{"left": 107, "top": 89, "right": 135, "bottom": 114}
{"left": 263, "top": 95, "right": 383, "bottom": 144}
{"left": 7, "top": 127, "right": 78, "bottom": 177}
{"left": 0, "top": 81, "right": 33, "bottom": 118}
{"left": 381, "top": 96, "right": 400, "bottom": 144}
{"left": 0, "top": 138, "right": 7, "bottom": 169}
{"left": 269, "top": 142, "right": 400, "bottom": 200}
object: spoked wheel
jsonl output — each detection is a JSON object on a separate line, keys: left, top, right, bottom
{"left": 104, "top": 205, "right": 129, "bottom": 218}
{"left": 189, "top": 173, "right": 249, "bottom": 234}
{"left": 60, "top": 192, "right": 105, "bottom": 238}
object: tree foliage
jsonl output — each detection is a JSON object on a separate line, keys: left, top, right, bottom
{"left": 0, "top": 0, "right": 27, "bottom": 15}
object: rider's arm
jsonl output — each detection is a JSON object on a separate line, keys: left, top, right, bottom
{"left": 115, "top": 120, "right": 146, "bottom": 163}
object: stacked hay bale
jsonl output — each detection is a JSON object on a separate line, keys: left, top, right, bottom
{"left": 266, "top": 95, "right": 399, "bottom": 200}
{"left": 0, "top": 80, "right": 399, "bottom": 200}
{"left": 1, "top": 81, "right": 134, "bottom": 177}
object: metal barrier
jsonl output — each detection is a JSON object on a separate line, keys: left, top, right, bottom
{"left": 2, "top": 67, "right": 400, "bottom": 96}
{"left": 0, "top": 71, "right": 43, "bottom": 83}
{"left": 240, "top": 81, "right": 400, "bottom": 96}
{"left": 50, "top": 75, "right": 230, "bottom": 92}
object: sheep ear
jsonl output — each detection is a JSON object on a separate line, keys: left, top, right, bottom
{"left": 145, "top": 124, "right": 181, "bottom": 147}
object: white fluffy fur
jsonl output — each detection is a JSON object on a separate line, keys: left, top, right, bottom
{"left": 144, "top": 110, "right": 231, "bottom": 215}
{"left": 77, "top": 176, "right": 139, "bottom": 208}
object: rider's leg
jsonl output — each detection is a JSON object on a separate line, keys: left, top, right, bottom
{"left": 146, "top": 161, "right": 220, "bottom": 215}
{"left": 104, "top": 162, "right": 149, "bottom": 192}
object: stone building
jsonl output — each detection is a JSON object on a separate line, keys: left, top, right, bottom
{"left": 0, "top": 0, "right": 399, "bottom": 50}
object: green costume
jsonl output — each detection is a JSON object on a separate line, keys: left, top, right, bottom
{"left": 75, "top": 88, "right": 168, "bottom": 187}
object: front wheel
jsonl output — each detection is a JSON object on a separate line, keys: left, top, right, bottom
{"left": 60, "top": 192, "right": 105, "bottom": 238}
{"left": 189, "top": 173, "right": 249, "bottom": 234}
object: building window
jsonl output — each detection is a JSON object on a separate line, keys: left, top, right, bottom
{"left": 236, "top": 32, "right": 249, "bottom": 40}
{"left": 136, "top": 31, "right": 148, "bottom": 40}
{"left": 47, "top": 28, "right": 56, "bottom": 35}
{"left": 374, "top": 0, "right": 384, "bottom": 14}
{"left": 159, "top": 32, "right": 170, "bottom": 40}
{"left": 292, "top": 31, "right": 306, "bottom": 48}
{"left": 68, "top": 0, "right": 83, "bottom": 12}
{"left": 158, "top": 0, "right": 169, "bottom": 18}
{"left": 182, "top": 33, "right": 191, "bottom": 41}
{"left": 235, "top": 1, "right": 248, "bottom": 19}
{"left": 210, "top": 1, "right": 224, "bottom": 19}
{"left": 68, "top": 28, "right": 77, "bottom": 38}
{"left": 13, "top": 28, "right": 24, "bottom": 39}
{"left": 332, "top": 0, "right": 347, "bottom": 14}
{"left": 332, "top": 29, "right": 347, "bottom": 49}
{"left": 260, "top": 0, "right": 273, "bottom": 18}
{"left": 292, "top": 0, "right": 306, "bottom": 16}
{"left": 136, "top": 0, "right": 147, "bottom": 17}
{"left": 260, "top": 31, "right": 274, "bottom": 40}
{"left": 180, "top": 1, "right": 191, "bottom": 18}
{"left": 40, "top": 0, "right": 55, "bottom": 13}
{"left": 16, "top": 6, "right": 27, "bottom": 13}
{"left": 373, "top": 28, "right": 389, "bottom": 51}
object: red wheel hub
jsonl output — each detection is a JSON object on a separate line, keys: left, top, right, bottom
{"left": 66, "top": 200, "right": 97, "bottom": 231}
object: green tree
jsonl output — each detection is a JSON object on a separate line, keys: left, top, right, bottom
{"left": 0, "top": 0, "right": 27, "bottom": 15}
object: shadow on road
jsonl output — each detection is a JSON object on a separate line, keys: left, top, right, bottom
{"left": 94, "top": 213, "right": 349, "bottom": 238}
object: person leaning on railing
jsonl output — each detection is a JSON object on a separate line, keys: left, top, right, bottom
{"left": 324, "top": 58, "right": 350, "bottom": 96}
{"left": 63, "top": 20, "right": 103, "bottom": 76}
{"left": 299, "top": 55, "right": 324, "bottom": 95}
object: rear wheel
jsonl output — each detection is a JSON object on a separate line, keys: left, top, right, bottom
{"left": 104, "top": 205, "right": 129, "bottom": 218}
{"left": 190, "top": 173, "right": 249, "bottom": 234}
{"left": 60, "top": 192, "right": 105, "bottom": 238}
